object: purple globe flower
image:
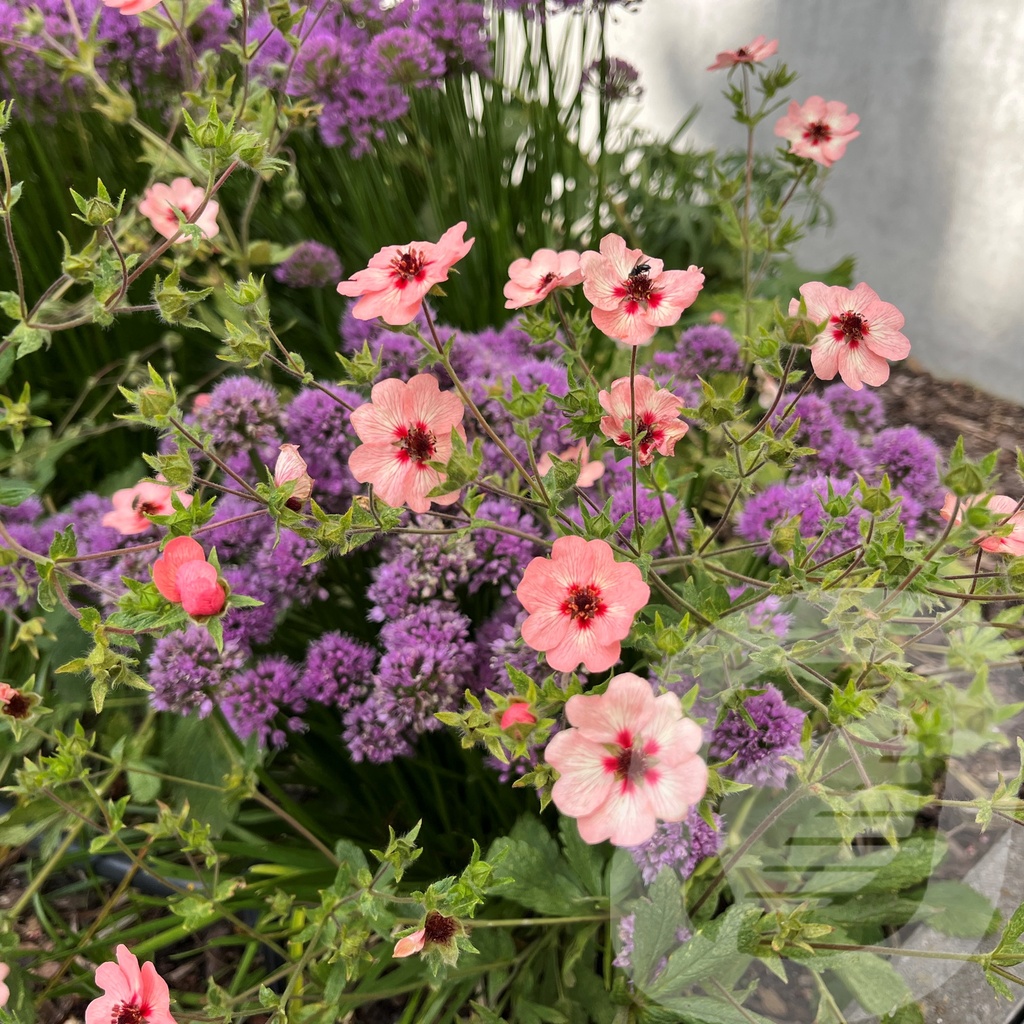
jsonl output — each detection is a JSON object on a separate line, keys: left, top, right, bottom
{"left": 273, "top": 241, "right": 343, "bottom": 289}
{"left": 629, "top": 807, "right": 723, "bottom": 885}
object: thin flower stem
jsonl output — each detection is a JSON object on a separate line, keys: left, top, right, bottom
{"left": 629, "top": 346, "right": 640, "bottom": 547}
{"left": 168, "top": 416, "right": 263, "bottom": 500}
{"left": 249, "top": 789, "right": 340, "bottom": 867}
{"left": 0, "top": 146, "right": 28, "bottom": 321}
{"left": 740, "top": 64, "right": 756, "bottom": 342}
{"left": 737, "top": 345, "right": 797, "bottom": 444}
{"left": 264, "top": 351, "right": 356, "bottom": 412}
{"left": 551, "top": 291, "right": 598, "bottom": 387}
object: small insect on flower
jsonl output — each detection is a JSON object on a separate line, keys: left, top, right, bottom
{"left": 628, "top": 256, "right": 651, "bottom": 278}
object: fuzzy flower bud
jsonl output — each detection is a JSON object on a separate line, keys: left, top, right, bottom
{"left": 273, "top": 444, "right": 314, "bottom": 510}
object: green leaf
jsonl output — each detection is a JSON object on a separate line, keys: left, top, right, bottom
{"left": 915, "top": 879, "right": 999, "bottom": 938}
{"left": 827, "top": 951, "right": 913, "bottom": 1017}
{"left": 654, "top": 995, "right": 775, "bottom": 1024}
{"left": 631, "top": 869, "right": 684, "bottom": 986}
{"left": 558, "top": 816, "right": 604, "bottom": 897}
{"left": 0, "top": 481, "right": 33, "bottom": 506}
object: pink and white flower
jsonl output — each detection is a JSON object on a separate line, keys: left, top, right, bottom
{"left": 138, "top": 179, "right": 219, "bottom": 240}
{"left": 536, "top": 441, "right": 605, "bottom": 488}
{"left": 503, "top": 248, "right": 583, "bottom": 309}
{"left": 273, "top": 444, "right": 314, "bottom": 509}
{"left": 85, "top": 944, "right": 177, "bottom": 1024}
{"left": 517, "top": 536, "right": 649, "bottom": 674}
{"left": 348, "top": 374, "right": 467, "bottom": 514}
{"left": 337, "top": 222, "right": 475, "bottom": 325}
{"left": 598, "top": 376, "right": 689, "bottom": 466}
{"left": 103, "top": 0, "right": 162, "bottom": 14}
{"left": 707, "top": 35, "right": 778, "bottom": 71}
{"left": 580, "top": 233, "right": 704, "bottom": 346}
{"left": 940, "top": 493, "right": 1024, "bottom": 556}
{"left": 774, "top": 96, "right": 860, "bottom": 167}
{"left": 545, "top": 672, "right": 708, "bottom": 846}
{"left": 102, "top": 481, "right": 193, "bottom": 536}
{"left": 152, "top": 536, "right": 226, "bottom": 618}
{"left": 790, "top": 281, "right": 910, "bottom": 391}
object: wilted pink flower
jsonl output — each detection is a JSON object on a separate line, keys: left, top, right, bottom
{"left": 536, "top": 441, "right": 605, "bottom": 488}
{"left": 940, "top": 493, "right": 1024, "bottom": 556}
{"left": 0, "top": 963, "right": 8, "bottom": 1009}
{"left": 138, "top": 179, "right": 220, "bottom": 240}
{"left": 337, "top": 222, "right": 474, "bottom": 325}
{"left": 707, "top": 35, "right": 778, "bottom": 70}
{"left": 102, "top": 481, "right": 193, "bottom": 536}
{"left": 273, "top": 444, "right": 314, "bottom": 509}
{"left": 103, "top": 0, "right": 162, "bottom": 13}
{"left": 598, "top": 376, "right": 689, "bottom": 466}
{"left": 85, "top": 944, "right": 177, "bottom": 1024}
{"left": 580, "top": 233, "right": 704, "bottom": 346}
{"left": 0, "top": 682, "right": 17, "bottom": 705}
{"left": 0, "top": 683, "right": 30, "bottom": 720}
{"left": 500, "top": 701, "right": 537, "bottom": 730}
{"left": 392, "top": 911, "right": 459, "bottom": 960}
{"left": 545, "top": 672, "right": 708, "bottom": 846}
{"left": 152, "top": 536, "right": 226, "bottom": 617}
{"left": 774, "top": 96, "right": 860, "bottom": 167}
{"left": 517, "top": 536, "right": 649, "bottom": 674}
{"left": 503, "top": 248, "right": 583, "bottom": 309}
{"left": 790, "top": 281, "right": 910, "bottom": 391}
{"left": 348, "top": 374, "right": 467, "bottom": 514}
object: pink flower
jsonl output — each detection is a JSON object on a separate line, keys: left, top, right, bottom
{"left": 348, "top": 374, "right": 467, "bottom": 514}
{"left": 85, "top": 944, "right": 177, "bottom": 1024}
{"left": 0, "top": 962, "right": 9, "bottom": 1008}
{"left": 503, "top": 248, "right": 583, "bottom": 309}
{"left": 939, "top": 493, "right": 1024, "bottom": 556}
{"left": 598, "top": 376, "right": 689, "bottom": 466}
{"left": 138, "top": 179, "right": 219, "bottom": 241}
{"left": 103, "top": 0, "right": 162, "bottom": 14}
{"left": 152, "top": 536, "right": 226, "bottom": 617}
{"left": 337, "top": 222, "right": 475, "bottom": 326}
{"left": 500, "top": 701, "right": 537, "bottom": 730}
{"left": 0, "top": 682, "right": 17, "bottom": 705}
{"left": 790, "top": 281, "right": 910, "bottom": 391}
{"left": 392, "top": 911, "right": 459, "bottom": 960}
{"left": 580, "top": 233, "right": 704, "bottom": 346}
{"left": 707, "top": 35, "right": 778, "bottom": 71}
{"left": 773, "top": 96, "right": 860, "bottom": 167}
{"left": 273, "top": 444, "right": 314, "bottom": 509}
{"left": 517, "top": 536, "right": 650, "bottom": 674}
{"left": 536, "top": 441, "right": 605, "bottom": 488}
{"left": 102, "top": 481, "right": 193, "bottom": 536}
{"left": 545, "top": 672, "right": 708, "bottom": 846}
{"left": 393, "top": 929, "right": 426, "bottom": 958}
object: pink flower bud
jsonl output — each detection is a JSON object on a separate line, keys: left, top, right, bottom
{"left": 273, "top": 444, "right": 314, "bottom": 509}
{"left": 501, "top": 702, "right": 537, "bottom": 730}
{"left": 177, "top": 561, "right": 227, "bottom": 617}
{"left": 393, "top": 928, "right": 426, "bottom": 958}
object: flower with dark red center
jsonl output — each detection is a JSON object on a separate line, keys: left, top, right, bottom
{"left": 504, "top": 248, "right": 583, "bottom": 309}
{"left": 707, "top": 35, "right": 778, "bottom": 71}
{"left": 0, "top": 688, "right": 30, "bottom": 719}
{"left": 84, "top": 944, "right": 177, "bottom": 1024}
{"left": 102, "top": 481, "right": 193, "bottom": 536}
{"left": 580, "top": 233, "right": 704, "bottom": 346}
{"left": 598, "top": 376, "right": 689, "bottom": 466}
{"left": 774, "top": 96, "right": 860, "bottom": 167}
{"left": 392, "top": 911, "right": 461, "bottom": 961}
{"left": 790, "top": 281, "right": 910, "bottom": 390}
{"left": 337, "top": 222, "right": 475, "bottom": 325}
{"left": 348, "top": 374, "right": 467, "bottom": 514}
{"left": 516, "top": 536, "right": 649, "bottom": 674}
{"left": 545, "top": 673, "right": 708, "bottom": 846}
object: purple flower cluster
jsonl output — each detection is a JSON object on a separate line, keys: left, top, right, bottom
{"left": 581, "top": 57, "right": 643, "bottom": 102}
{"left": 629, "top": 806, "right": 723, "bottom": 885}
{"left": 149, "top": 626, "right": 247, "bottom": 718}
{"left": 709, "top": 685, "right": 805, "bottom": 788}
{"left": 222, "top": 656, "right": 308, "bottom": 749}
{"left": 300, "top": 632, "right": 376, "bottom": 709}
{"left": 273, "top": 242, "right": 343, "bottom": 289}
{"left": 252, "top": 0, "right": 488, "bottom": 156}
{"left": 654, "top": 324, "right": 744, "bottom": 384}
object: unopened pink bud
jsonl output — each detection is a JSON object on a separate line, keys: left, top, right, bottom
{"left": 274, "top": 443, "right": 314, "bottom": 509}
{"left": 501, "top": 702, "right": 537, "bottom": 730}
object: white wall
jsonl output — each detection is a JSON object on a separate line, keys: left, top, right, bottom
{"left": 605, "top": 0, "right": 1024, "bottom": 403}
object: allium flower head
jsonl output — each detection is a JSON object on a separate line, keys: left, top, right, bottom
{"left": 102, "top": 481, "right": 192, "bottom": 536}
{"left": 536, "top": 441, "right": 605, "bottom": 488}
{"left": 792, "top": 281, "right": 910, "bottom": 391}
{"left": 85, "top": 944, "right": 177, "bottom": 1024}
{"left": 707, "top": 35, "right": 778, "bottom": 70}
{"left": 152, "top": 537, "right": 226, "bottom": 617}
{"left": 774, "top": 96, "right": 860, "bottom": 167}
{"left": 581, "top": 57, "right": 643, "bottom": 102}
{"left": 599, "top": 376, "right": 689, "bottom": 466}
{"left": 516, "top": 536, "right": 649, "bottom": 673}
{"left": 138, "top": 178, "right": 219, "bottom": 240}
{"left": 545, "top": 672, "right": 708, "bottom": 846}
{"left": 337, "top": 222, "right": 475, "bottom": 325}
{"left": 273, "top": 241, "right": 342, "bottom": 288}
{"left": 940, "top": 493, "right": 1024, "bottom": 556}
{"left": 367, "top": 26, "right": 446, "bottom": 87}
{"left": 580, "top": 234, "right": 704, "bottom": 346}
{"left": 348, "top": 374, "right": 467, "bottom": 513}
{"left": 629, "top": 806, "right": 723, "bottom": 884}
{"left": 710, "top": 685, "right": 805, "bottom": 788}
{"left": 503, "top": 248, "right": 583, "bottom": 309}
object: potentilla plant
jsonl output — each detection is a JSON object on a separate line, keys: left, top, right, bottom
{"left": 2, "top": 21, "right": 1024, "bottom": 1024}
